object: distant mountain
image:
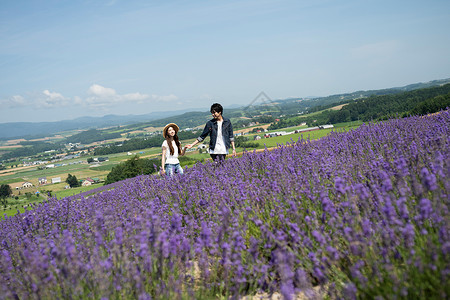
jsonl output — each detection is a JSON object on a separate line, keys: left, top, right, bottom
{"left": 0, "top": 108, "right": 206, "bottom": 140}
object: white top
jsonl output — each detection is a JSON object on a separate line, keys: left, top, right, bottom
{"left": 210, "top": 120, "right": 227, "bottom": 154}
{"left": 162, "top": 140, "right": 180, "bottom": 164}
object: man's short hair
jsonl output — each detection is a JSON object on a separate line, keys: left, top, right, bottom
{"left": 210, "top": 103, "right": 223, "bottom": 114}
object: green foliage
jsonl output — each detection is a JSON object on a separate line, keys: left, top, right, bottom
{"left": 40, "top": 189, "right": 53, "bottom": 197}
{"left": 341, "top": 83, "right": 450, "bottom": 121}
{"left": 104, "top": 155, "right": 161, "bottom": 185}
{"left": 66, "top": 173, "right": 81, "bottom": 188}
{"left": 251, "top": 127, "right": 265, "bottom": 133}
{"left": 409, "top": 93, "right": 450, "bottom": 116}
{"left": 0, "top": 184, "right": 12, "bottom": 199}
{"left": 234, "top": 136, "right": 259, "bottom": 149}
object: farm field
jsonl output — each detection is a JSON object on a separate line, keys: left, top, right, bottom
{"left": 0, "top": 112, "right": 448, "bottom": 298}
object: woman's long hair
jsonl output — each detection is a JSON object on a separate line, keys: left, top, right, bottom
{"left": 165, "top": 128, "right": 182, "bottom": 156}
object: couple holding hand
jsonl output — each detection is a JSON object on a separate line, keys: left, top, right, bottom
{"left": 160, "top": 103, "right": 236, "bottom": 177}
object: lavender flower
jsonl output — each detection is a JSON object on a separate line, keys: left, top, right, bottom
{"left": 0, "top": 111, "right": 448, "bottom": 299}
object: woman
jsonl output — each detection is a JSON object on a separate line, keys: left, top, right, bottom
{"left": 160, "top": 123, "right": 186, "bottom": 177}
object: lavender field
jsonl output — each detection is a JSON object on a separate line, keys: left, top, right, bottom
{"left": 1, "top": 112, "right": 449, "bottom": 299}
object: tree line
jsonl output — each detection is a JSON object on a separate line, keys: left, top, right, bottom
{"left": 65, "top": 129, "right": 122, "bottom": 144}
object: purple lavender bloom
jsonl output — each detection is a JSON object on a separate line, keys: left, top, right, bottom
{"left": 312, "top": 230, "right": 326, "bottom": 245}
{"left": 421, "top": 167, "right": 438, "bottom": 191}
{"left": 342, "top": 282, "right": 357, "bottom": 300}
{"left": 402, "top": 223, "right": 416, "bottom": 248}
{"left": 280, "top": 282, "right": 294, "bottom": 300}
{"left": 313, "top": 266, "right": 326, "bottom": 283}
{"left": 419, "top": 198, "right": 433, "bottom": 220}
{"left": 113, "top": 226, "right": 124, "bottom": 245}
{"left": 326, "top": 246, "right": 340, "bottom": 261}
{"left": 199, "top": 221, "right": 212, "bottom": 248}
{"left": 334, "top": 177, "right": 348, "bottom": 194}
{"left": 344, "top": 226, "right": 353, "bottom": 240}
{"left": 396, "top": 197, "right": 410, "bottom": 220}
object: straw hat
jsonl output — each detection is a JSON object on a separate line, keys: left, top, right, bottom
{"left": 162, "top": 123, "right": 179, "bottom": 138}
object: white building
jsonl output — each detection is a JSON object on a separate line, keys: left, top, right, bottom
{"left": 22, "top": 182, "right": 33, "bottom": 188}
{"left": 320, "top": 124, "right": 334, "bottom": 129}
{"left": 38, "top": 177, "right": 47, "bottom": 185}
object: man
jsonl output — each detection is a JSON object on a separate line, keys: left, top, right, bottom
{"left": 186, "top": 103, "right": 236, "bottom": 161}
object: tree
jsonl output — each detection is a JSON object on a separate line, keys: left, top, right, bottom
{"left": 104, "top": 155, "right": 160, "bottom": 185}
{"left": 66, "top": 174, "right": 80, "bottom": 188}
{"left": 0, "top": 184, "right": 12, "bottom": 199}
{"left": 87, "top": 157, "right": 94, "bottom": 164}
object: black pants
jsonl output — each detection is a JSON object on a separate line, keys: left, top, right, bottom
{"left": 210, "top": 154, "right": 226, "bottom": 162}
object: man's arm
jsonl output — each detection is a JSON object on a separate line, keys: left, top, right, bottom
{"left": 228, "top": 120, "right": 236, "bottom": 156}
{"left": 186, "top": 122, "right": 210, "bottom": 149}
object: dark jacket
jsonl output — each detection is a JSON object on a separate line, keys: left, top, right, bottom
{"left": 197, "top": 117, "right": 234, "bottom": 151}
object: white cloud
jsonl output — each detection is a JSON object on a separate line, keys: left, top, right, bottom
{"left": 0, "top": 95, "right": 27, "bottom": 108}
{"left": 124, "top": 92, "right": 149, "bottom": 101}
{"left": 43, "top": 90, "right": 64, "bottom": 99}
{"left": 2, "top": 84, "right": 179, "bottom": 112}
{"left": 36, "top": 90, "right": 70, "bottom": 108}
{"left": 1, "top": 90, "right": 70, "bottom": 109}
{"left": 88, "top": 84, "right": 116, "bottom": 98}
{"left": 84, "top": 84, "right": 177, "bottom": 106}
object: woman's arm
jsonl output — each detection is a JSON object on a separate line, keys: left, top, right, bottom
{"left": 161, "top": 146, "right": 167, "bottom": 174}
{"left": 180, "top": 145, "right": 187, "bottom": 156}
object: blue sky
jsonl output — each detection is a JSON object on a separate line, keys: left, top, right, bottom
{"left": 1, "top": 0, "right": 449, "bottom": 123}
